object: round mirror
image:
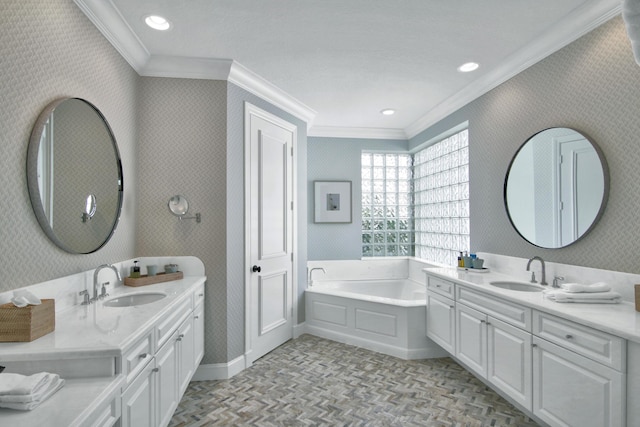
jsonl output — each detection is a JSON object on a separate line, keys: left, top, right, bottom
{"left": 504, "top": 127, "right": 609, "bottom": 248}
{"left": 168, "top": 195, "right": 189, "bottom": 217}
{"left": 27, "top": 98, "right": 123, "bottom": 254}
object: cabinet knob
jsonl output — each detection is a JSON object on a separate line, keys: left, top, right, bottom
{"left": 194, "top": 315, "right": 199, "bottom": 319}
{"left": 565, "top": 334, "right": 574, "bottom": 339}
{"left": 152, "top": 368, "right": 159, "bottom": 373}
{"left": 139, "top": 353, "right": 149, "bottom": 359}
{"left": 198, "top": 293, "right": 204, "bottom": 297}
{"left": 532, "top": 343, "right": 538, "bottom": 348}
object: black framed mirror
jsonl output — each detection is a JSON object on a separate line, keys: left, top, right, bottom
{"left": 504, "top": 127, "right": 609, "bottom": 248}
{"left": 27, "top": 98, "right": 123, "bottom": 254}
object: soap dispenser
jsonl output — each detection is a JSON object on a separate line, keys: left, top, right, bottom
{"left": 130, "top": 260, "right": 141, "bottom": 278}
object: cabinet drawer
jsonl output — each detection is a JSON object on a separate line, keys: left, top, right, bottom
{"left": 456, "top": 286, "right": 531, "bottom": 330}
{"left": 122, "top": 331, "right": 153, "bottom": 385}
{"left": 533, "top": 311, "right": 625, "bottom": 371}
{"left": 156, "top": 297, "right": 192, "bottom": 350}
{"left": 193, "top": 283, "right": 205, "bottom": 307}
{"left": 427, "top": 275, "right": 455, "bottom": 299}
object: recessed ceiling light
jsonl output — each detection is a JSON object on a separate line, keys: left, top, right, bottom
{"left": 457, "top": 62, "right": 479, "bottom": 72}
{"left": 380, "top": 109, "right": 395, "bottom": 116}
{"left": 145, "top": 15, "right": 171, "bottom": 31}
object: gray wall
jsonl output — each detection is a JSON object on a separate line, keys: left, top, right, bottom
{"left": 409, "top": 15, "right": 640, "bottom": 274}
{"left": 307, "top": 138, "right": 407, "bottom": 260}
{"left": 309, "top": 16, "right": 640, "bottom": 276}
{"left": 0, "top": 0, "right": 138, "bottom": 292}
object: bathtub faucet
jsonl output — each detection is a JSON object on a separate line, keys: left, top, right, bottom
{"left": 308, "top": 267, "right": 326, "bottom": 286}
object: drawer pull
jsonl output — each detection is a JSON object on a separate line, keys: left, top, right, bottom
{"left": 565, "top": 334, "right": 574, "bottom": 339}
{"left": 436, "top": 285, "right": 441, "bottom": 288}
{"left": 139, "top": 353, "right": 149, "bottom": 359}
{"left": 198, "top": 293, "right": 204, "bottom": 297}
{"left": 152, "top": 368, "right": 159, "bottom": 373}
{"left": 532, "top": 343, "right": 538, "bottom": 348}
{"left": 194, "top": 315, "right": 200, "bottom": 319}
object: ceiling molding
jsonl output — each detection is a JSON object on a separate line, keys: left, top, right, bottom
{"left": 228, "top": 62, "right": 317, "bottom": 127}
{"left": 405, "top": 0, "right": 622, "bottom": 139}
{"left": 308, "top": 126, "right": 408, "bottom": 140}
{"left": 73, "top": 0, "right": 149, "bottom": 70}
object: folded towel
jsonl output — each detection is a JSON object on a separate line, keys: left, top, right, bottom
{"left": 0, "top": 372, "right": 54, "bottom": 396}
{"left": 559, "top": 282, "right": 611, "bottom": 293}
{"left": 0, "top": 377, "right": 64, "bottom": 411}
{"left": 544, "top": 289, "right": 622, "bottom": 304}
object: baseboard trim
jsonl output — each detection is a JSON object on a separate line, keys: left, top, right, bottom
{"left": 192, "top": 355, "right": 245, "bottom": 381}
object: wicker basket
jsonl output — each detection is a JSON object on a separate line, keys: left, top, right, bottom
{"left": 0, "top": 299, "right": 55, "bottom": 342}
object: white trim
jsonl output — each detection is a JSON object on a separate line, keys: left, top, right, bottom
{"left": 405, "top": 1, "right": 621, "bottom": 139}
{"left": 73, "top": 0, "right": 149, "bottom": 70}
{"left": 229, "top": 62, "right": 316, "bottom": 127}
{"left": 140, "top": 56, "right": 233, "bottom": 80}
{"left": 409, "top": 121, "right": 469, "bottom": 153}
{"left": 308, "top": 126, "right": 407, "bottom": 140}
{"left": 293, "top": 322, "right": 306, "bottom": 339}
{"left": 192, "top": 356, "right": 246, "bottom": 381}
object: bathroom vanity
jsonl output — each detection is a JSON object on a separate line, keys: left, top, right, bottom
{"left": 425, "top": 263, "right": 640, "bottom": 427}
{"left": 0, "top": 256, "right": 205, "bottom": 427}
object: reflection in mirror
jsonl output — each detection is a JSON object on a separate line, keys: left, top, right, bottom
{"left": 27, "top": 98, "right": 123, "bottom": 254}
{"left": 504, "top": 128, "right": 609, "bottom": 248}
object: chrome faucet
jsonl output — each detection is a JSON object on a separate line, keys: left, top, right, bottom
{"left": 308, "top": 267, "right": 326, "bottom": 286}
{"left": 526, "top": 256, "right": 547, "bottom": 286}
{"left": 93, "top": 264, "right": 122, "bottom": 302}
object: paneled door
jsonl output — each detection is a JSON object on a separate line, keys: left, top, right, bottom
{"left": 245, "top": 103, "right": 296, "bottom": 365}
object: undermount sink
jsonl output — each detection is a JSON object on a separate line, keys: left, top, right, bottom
{"left": 489, "top": 281, "right": 544, "bottom": 292}
{"left": 103, "top": 292, "right": 167, "bottom": 307}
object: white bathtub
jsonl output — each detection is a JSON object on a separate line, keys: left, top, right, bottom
{"left": 305, "top": 276, "right": 448, "bottom": 360}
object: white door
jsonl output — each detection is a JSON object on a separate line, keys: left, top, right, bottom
{"left": 455, "top": 303, "right": 487, "bottom": 378}
{"left": 426, "top": 292, "right": 456, "bottom": 354}
{"left": 245, "top": 103, "right": 296, "bottom": 365}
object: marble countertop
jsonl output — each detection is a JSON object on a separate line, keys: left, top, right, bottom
{"left": 424, "top": 267, "right": 640, "bottom": 344}
{"left": 0, "top": 275, "right": 206, "bottom": 361}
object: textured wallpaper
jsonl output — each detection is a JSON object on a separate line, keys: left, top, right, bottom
{"left": 409, "top": 16, "right": 640, "bottom": 274}
{"left": 0, "top": 0, "right": 137, "bottom": 291}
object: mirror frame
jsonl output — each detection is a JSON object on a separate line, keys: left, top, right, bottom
{"left": 503, "top": 127, "right": 609, "bottom": 249}
{"left": 27, "top": 98, "right": 124, "bottom": 254}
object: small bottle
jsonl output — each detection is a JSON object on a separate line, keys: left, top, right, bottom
{"left": 130, "top": 260, "right": 141, "bottom": 278}
{"left": 458, "top": 251, "right": 464, "bottom": 267}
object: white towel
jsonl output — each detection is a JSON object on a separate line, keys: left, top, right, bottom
{"left": 0, "top": 377, "right": 64, "bottom": 411}
{"left": 0, "top": 372, "right": 54, "bottom": 396}
{"left": 544, "top": 289, "right": 622, "bottom": 304}
{"left": 559, "top": 281, "right": 611, "bottom": 293}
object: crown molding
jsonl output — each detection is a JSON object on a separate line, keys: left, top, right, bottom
{"left": 308, "top": 126, "right": 408, "bottom": 140}
{"left": 405, "top": 0, "right": 622, "bottom": 139}
{"left": 73, "top": 0, "right": 149, "bottom": 70}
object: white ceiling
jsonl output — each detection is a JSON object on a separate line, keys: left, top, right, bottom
{"left": 74, "top": 0, "right": 621, "bottom": 138}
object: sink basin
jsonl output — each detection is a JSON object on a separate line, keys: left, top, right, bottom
{"left": 489, "top": 281, "right": 544, "bottom": 292}
{"left": 103, "top": 292, "right": 167, "bottom": 307}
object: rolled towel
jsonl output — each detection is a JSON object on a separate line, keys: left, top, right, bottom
{"left": 559, "top": 281, "right": 611, "bottom": 293}
{"left": 544, "top": 289, "right": 622, "bottom": 304}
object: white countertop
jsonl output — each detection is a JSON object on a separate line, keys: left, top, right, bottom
{"left": 0, "top": 275, "right": 206, "bottom": 361}
{"left": 424, "top": 267, "right": 640, "bottom": 344}
{"left": 0, "top": 274, "right": 205, "bottom": 426}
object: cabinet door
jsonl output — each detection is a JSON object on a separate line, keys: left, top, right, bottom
{"left": 533, "top": 337, "right": 624, "bottom": 427}
{"left": 456, "top": 303, "right": 487, "bottom": 378}
{"left": 194, "top": 302, "right": 205, "bottom": 366}
{"left": 121, "top": 362, "right": 155, "bottom": 427}
{"left": 178, "top": 315, "right": 195, "bottom": 396}
{"left": 156, "top": 337, "right": 179, "bottom": 427}
{"left": 426, "top": 292, "right": 455, "bottom": 354}
{"left": 487, "top": 317, "right": 532, "bottom": 410}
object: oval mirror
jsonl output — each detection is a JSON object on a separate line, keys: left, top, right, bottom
{"left": 168, "top": 195, "right": 189, "bottom": 217}
{"left": 27, "top": 98, "right": 123, "bottom": 254}
{"left": 504, "top": 127, "right": 609, "bottom": 248}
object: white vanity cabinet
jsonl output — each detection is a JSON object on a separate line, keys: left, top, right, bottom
{"left": 121, "top": 283, "right": 205, "bottom": 427}
{"left": 531, "top": 311, "right": 625, "bottom": 427}
{"left": 454, "top": 287, "right": 533, "bottom": 409}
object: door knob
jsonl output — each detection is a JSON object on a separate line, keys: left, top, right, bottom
{"left": 252, "top": 265, "right": 262, "bottom": 273}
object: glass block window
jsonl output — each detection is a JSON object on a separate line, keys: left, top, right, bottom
{"left": 414, "top": 128, "right": 470, "bottom": 266}
{"left": 361, "top": 153, "right": 414, "bottom": 257}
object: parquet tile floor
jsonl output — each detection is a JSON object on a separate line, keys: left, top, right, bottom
{"left": 170, "top": 335, "right": 540, "bottom": 426}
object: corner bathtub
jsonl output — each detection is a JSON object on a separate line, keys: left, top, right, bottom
{"left": 305, "top": 279, "right": 448, "bottom": 360}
